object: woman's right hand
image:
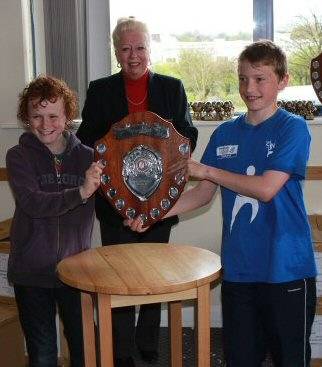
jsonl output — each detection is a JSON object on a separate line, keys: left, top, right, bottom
{"left": 124, "top": 217, "right": 150, "bottom": 233}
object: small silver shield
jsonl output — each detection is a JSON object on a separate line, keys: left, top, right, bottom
{"left": 122, "top": 145, "right": 163, "bottom": 201}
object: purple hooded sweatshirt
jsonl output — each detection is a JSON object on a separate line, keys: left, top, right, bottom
{"left": 6, "top": 131, "right": 95, "bottom": 288}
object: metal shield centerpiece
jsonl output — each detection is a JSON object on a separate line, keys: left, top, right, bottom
{"left": 311, "top": 52, "right": 322, "bottom": 103}
{"left": 94, "top": 111, "right": 190, "bottom": 226}
{"left": 123, "top": 145, "right": 163, "bottom": 201}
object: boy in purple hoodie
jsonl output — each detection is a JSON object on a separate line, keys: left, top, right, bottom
{"left": 6, "top": 75, "right": 103, "bottom": 366}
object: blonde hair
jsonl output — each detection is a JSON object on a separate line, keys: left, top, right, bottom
{"left": 112, "top": 17, "right": 150, "bottom": 49}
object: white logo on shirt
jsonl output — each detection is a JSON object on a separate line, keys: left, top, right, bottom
{"left": 266, "top": 140, "right": 275, "bottom": 157}
{"left": 217, "top": 145, "right": 238, "bottom": 159}
{"left": 230, "top": 165, "right": 259, "bottom": 232}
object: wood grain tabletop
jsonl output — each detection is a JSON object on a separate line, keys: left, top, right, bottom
{"left": 57, "top": 243, "right": 221, "bottom": 296}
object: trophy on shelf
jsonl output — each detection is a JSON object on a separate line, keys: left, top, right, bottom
{"left": 94, "top": 111, "right": 190, "bottom": 227}
{"left": 277, "top": 100, "right": 317, "bottom": 120}
{"left": 311, "top": 52, "right": 322, "bottom": 103}
{"left": 190, "top": 100, "right": 234, "bottom": 121}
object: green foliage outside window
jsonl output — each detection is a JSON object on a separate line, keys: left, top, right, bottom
{"left": 152, "top": 50, "right": 244, "bottom": 111}
{"left": 283, "top": 14, "right": 322, "bottom": 86}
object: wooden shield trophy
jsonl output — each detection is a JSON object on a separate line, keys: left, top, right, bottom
{"left": 94, "top": 111, "right": 190, "bottom": 226}
{"left": 311, "top": 52, "right": 322, "bottom": 103}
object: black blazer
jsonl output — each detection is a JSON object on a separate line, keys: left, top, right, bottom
{"left": 77, "top": 71, "right": 198, "bottom": 226}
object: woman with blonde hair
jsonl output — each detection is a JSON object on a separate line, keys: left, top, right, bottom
{"left": 76, "top": 17, "right": 197, "bottom": 367}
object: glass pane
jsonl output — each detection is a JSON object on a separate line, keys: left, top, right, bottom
{"left": 110, "top": 0, "right": 253, "bottom": 113}
{"left": 274, "top": 0, "right": 322, "bottom": 105}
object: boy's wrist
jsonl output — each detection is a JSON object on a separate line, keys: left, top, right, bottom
{"left": 205, "top": 166, "right": 214, "bottom": 181}
{"left": 79, "top": 186, "right": 88, "bottom": 203}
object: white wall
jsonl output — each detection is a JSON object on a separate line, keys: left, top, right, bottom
{"left": 0, "top": 0, "right": 29, "bottom": 229}
{"left": 0, "top": 1, "right": 29, "bottom": 127}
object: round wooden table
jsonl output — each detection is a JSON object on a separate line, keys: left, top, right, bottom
{"left": 57, "top": 243, "right": 221, "bottom": 367}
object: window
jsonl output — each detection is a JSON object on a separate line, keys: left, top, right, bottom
{"left": 274, "top": 0, "right": 322, "bottom": 104}
{"left": 110, "top": 0, "right": 322, "bottom": 112}
{"left": 110, "top": 0, "right": 253, "bottom": 110}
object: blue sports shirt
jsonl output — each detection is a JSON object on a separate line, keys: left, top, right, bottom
{"left": 201, "top": 108, "right": 317, "bottom": 283}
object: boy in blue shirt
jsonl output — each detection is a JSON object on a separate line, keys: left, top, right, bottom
{"left": 127, "top": 40, "right": 317, "bottom": 366}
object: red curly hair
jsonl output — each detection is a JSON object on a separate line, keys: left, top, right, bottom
{"left": 17, "top": 75, "right": 78, "bottom": 128}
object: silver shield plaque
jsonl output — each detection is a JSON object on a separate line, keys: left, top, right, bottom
{"left": 122, "top": 145, "right": 163, "bottom": 202}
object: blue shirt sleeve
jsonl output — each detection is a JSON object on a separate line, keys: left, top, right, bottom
{"left": 201, "top": 130, "right": 219, "bottom": 167}
{"left": 265, "top": 117, "right": 310, "bottom": 180}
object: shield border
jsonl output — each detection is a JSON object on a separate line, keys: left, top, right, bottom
{"left": 94, "top": 111, "right": 190, "bottom": 226}
{"left": 311, "top": 52, "right": 322, "bottom": 103}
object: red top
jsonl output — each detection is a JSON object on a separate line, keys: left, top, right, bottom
{"left": 124, "top": 71, "right": 149, "bottom": 113}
